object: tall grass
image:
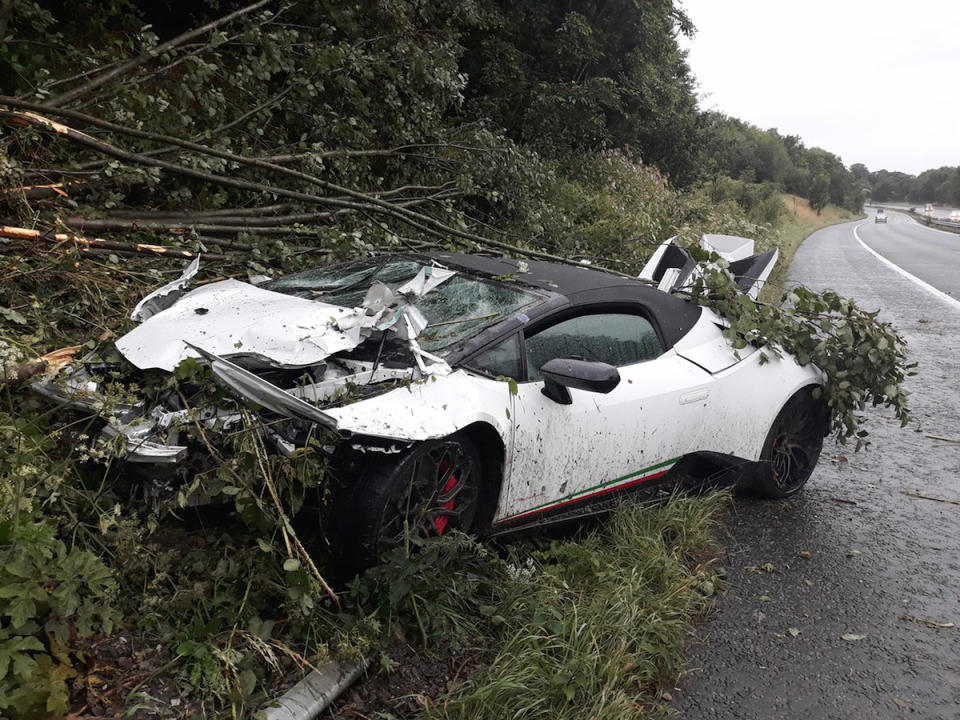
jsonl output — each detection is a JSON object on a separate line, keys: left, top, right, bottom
{"left": 413, "top": 491, "right": 728, "bottom": 720}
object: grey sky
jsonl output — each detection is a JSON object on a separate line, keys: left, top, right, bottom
{"left": 679, "top": 0, "right": 960, "bottom": 176}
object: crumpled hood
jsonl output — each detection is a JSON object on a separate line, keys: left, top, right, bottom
{"left": 116, "top": 279, "right": 360, "bottom": 371}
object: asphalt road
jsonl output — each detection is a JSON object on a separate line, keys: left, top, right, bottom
{"left": 859, "top": 209, "right": 960, "bottom": 298}
{"left": 673, "top": 219, "right": 960, "bottom": 719}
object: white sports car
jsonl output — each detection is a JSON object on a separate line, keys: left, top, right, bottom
{"left": 35, "top": 235, "right": 826, "bottom": 567}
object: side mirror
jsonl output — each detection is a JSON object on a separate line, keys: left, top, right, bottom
{"left": 540, "top": 358, "right": 621, "bottom": 405}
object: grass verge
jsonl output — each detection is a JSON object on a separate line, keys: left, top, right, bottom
{"left": 350, "top": 491, "right": 729, "bottom": 719}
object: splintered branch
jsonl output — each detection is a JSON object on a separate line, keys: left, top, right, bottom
{"left": 0, "top": 103, "right": 595, "bottom": 268}
{"left": 0, "top": 224, "right": 224, "bottom": 259}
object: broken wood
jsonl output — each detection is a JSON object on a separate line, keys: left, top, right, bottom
{"left": 903, "top": 491, "right": 960, "bottom": 507}
{"left": 1, "top": 345, "right": 81, "bottom": 386}
{"left": 0, "top": 102, "right": 624, "bottom": 272}
{"left": 925, "top": 434, "right": 960, "bottom": 444}
{"left": 0, "top": 224, "right": 224, "bottom": 260}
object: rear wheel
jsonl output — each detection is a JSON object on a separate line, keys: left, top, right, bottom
{"left": 753, "top": 387, "right": 827, "bottom": 498}
{"left": 335, "top": 435, "right": 485, "bottom": 569}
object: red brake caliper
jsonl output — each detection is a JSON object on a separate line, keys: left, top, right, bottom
{"left": 432, "top": 459, "right": 457, "bottom": 534}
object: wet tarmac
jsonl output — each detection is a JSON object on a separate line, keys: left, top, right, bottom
{"left": 673, "top": 220, "right": 960, "bottom": 719}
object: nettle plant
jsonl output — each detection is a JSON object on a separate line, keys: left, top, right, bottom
{"left": 688, "top": 257, "right": 912, "bottom": 449}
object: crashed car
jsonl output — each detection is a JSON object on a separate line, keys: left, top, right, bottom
{"left": 34, "top": 235, "right": 827, "bottom": 567}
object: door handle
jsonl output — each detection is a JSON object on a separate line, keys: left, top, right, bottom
{"left": 679, "top": 389, "right": 710, "bottom": 405}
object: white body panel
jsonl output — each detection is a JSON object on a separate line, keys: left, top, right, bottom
{"left": 326, "top": 369, "right": 514, "bottom": 444}
{"left": 501, "top": 350, "right": 713, "bottom": 521}
{"left": 117, "top": 280, "right": 360, "bottom": 371}
{"left": 326, "top": 323, "right": 821, "bottom": 523}
{"left": 672, "top": 309, "right": 755, "bottom": 374}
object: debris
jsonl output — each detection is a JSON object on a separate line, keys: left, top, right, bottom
{"left": 846, "top": 549, "right": 862, "bottom": 557}
{"left": 899, "top": 615, "right": 955, "bottom": 630}
{"left": 892, "top": 697, "right": 910, "bottom": 711}
{"left": 758, "top": 595, "right": 772, "bottom": 602}
{"left": 925, "top": 434, "right": 960, "bottom": 443}
{"left": 830, "top": 497, "right": 858, "bottom": 505}
{"left": 840, "top": 633, "right": 867, "bottom": 641}
{"left": 787, "top": 627, "right": 801, "bottom": 637}
{"left": 131, "top": 255, "right": 201, "bottom": 322}
{"left": 396, "top": 265, "right": 456, "bottom": 297}
{"left": 903, "top": 491, "right": 960, "bottom": 507}
{"left": 799, "top": 550, "right": 812, "bottom": 559}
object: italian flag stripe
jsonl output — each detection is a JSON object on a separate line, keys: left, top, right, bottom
{"left": 499, "top": 457, "right": 680, "bottom": 523}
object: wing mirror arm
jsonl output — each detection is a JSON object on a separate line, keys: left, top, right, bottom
{"left": 539, "top": 358, "right": 621, "bottom": 405}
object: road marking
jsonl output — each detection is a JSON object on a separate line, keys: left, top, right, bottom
{"left": 887, "top": 209, "right": 960, "bottom": 238}
{"left": 853, "top": 223, "right": 960, "bottom": 312}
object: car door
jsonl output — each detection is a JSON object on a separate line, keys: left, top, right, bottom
{"left": 496, "top": 309, "right": 716, "bottom": 524}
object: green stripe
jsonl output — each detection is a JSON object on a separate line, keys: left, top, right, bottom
{"left": 505, "top": 456, "right": 680, "bottom": 519}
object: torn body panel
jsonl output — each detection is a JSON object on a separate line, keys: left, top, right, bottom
{"left": 639, "top": 235, "right": 778, "bottom": 300}
{"left": 118, "top": 279, "right": 369, "bottom": 371}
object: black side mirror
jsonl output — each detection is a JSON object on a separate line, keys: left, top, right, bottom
{"left": 540, "top": 358, "right": 621, "bottom": 405}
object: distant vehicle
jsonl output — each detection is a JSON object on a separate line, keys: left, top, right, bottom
{"left": 949, "top": 210, "right": 960, "bottom": 223}
{"left": 924, "top": 204, "right": 934, "bottom": 216}
{"left": 875, "top": 209, "right": 888, "bottom": 224}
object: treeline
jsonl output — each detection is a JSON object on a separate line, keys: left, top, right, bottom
{"left": 1, "top": 0, "right": 862, "bottom": 244}
{"left": 854, "top": 164, "right": 960, "bottom": 206}
{"left": 699, "top": 113, "right": 863, "bottom": 215}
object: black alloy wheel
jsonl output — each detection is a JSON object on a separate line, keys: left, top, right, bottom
{"left": 754, "top": 387, "right": 827, "bottom": 498}
{"left": 342, "top": 435, "right": 484, "bottom": 568}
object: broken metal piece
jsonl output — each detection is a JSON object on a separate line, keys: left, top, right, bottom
{"left": 189, "top": 344, "right": 339, "bottom": 430}
{"left": 131, "top": 255, "right": 201, "bottom": 322}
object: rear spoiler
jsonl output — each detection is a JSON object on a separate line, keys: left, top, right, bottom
{"left": 639, "top": 234, "right": 778, "bottom": 300}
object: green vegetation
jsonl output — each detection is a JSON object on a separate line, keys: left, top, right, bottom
{"left": 424, "top": 494, "right": 726, "bottom": 720}
{"left": 857, "top": 164, "right": 960, "bottom": 206}
{"left": 0, "top": 1, "right": 910, "bottom": 716}
{"left": 700, "top": 114, "right": 863, "bottom": 213}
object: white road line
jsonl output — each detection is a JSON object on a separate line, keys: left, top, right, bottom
{"left": 853, "top": 223, "right": 960, "bottom": 312}
{"left": 888, "top": 209, "right": 960, "bottom": 238}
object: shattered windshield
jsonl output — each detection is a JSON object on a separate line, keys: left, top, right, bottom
{"left": 264, "top": 258, "right": 541, "bottom": 350}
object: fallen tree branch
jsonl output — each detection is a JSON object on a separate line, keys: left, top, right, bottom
{"left": 0, "top": 224, "right": 224, "bottom": 259}
{"left": 39, "top": 0, "right": 274, "bottom": 108}
{"left": 0, "top": 102, "right": 613, "bottom": 271}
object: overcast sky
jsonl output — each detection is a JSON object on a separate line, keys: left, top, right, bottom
{"left": 679, "top": 0, "right": 960, "bottom": 176}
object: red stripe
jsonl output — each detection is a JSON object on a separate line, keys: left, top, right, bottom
{"left": 501, "top": 468, "right": 671, "bottom": 523}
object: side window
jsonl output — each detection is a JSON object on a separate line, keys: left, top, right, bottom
{"left": 465, "top": 333, "right": 523, "bottom": 379}
{"left": 525, "top": 313, "right": 661, "bottom": 381}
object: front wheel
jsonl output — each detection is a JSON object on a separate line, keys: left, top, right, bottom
{"left": 334, "top": 435, "right": 485, "bottom": 569}
{"left": 752, "top": 387, "right": 827, "bottom": 498}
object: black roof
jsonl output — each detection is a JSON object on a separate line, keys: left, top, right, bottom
{"left": 429, "top": 252, "right": 703, "bottom": 362}
{"left": 431, "top": 252, "right": 642, "bottom": 296}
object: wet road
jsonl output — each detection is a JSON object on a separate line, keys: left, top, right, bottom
{"left": 673, "top": 220, "right": 960, "bottom": 719}
{"left": 858, "top": 209, "right": 960, "bottom": 298}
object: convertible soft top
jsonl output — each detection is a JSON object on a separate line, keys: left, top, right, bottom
{"left": 430, "top": 252, "right": 704, "bottom": 352}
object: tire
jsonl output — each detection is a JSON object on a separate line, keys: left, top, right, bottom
{"left": 752, "top": 387, "right": 827, "bottom": 498}
{"left": 335, "top": 434, "right": 485, "bottom": 569}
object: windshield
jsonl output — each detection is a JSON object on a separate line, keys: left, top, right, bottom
{"left": 264, "top": 257, "right": 541, "bottom": 351}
